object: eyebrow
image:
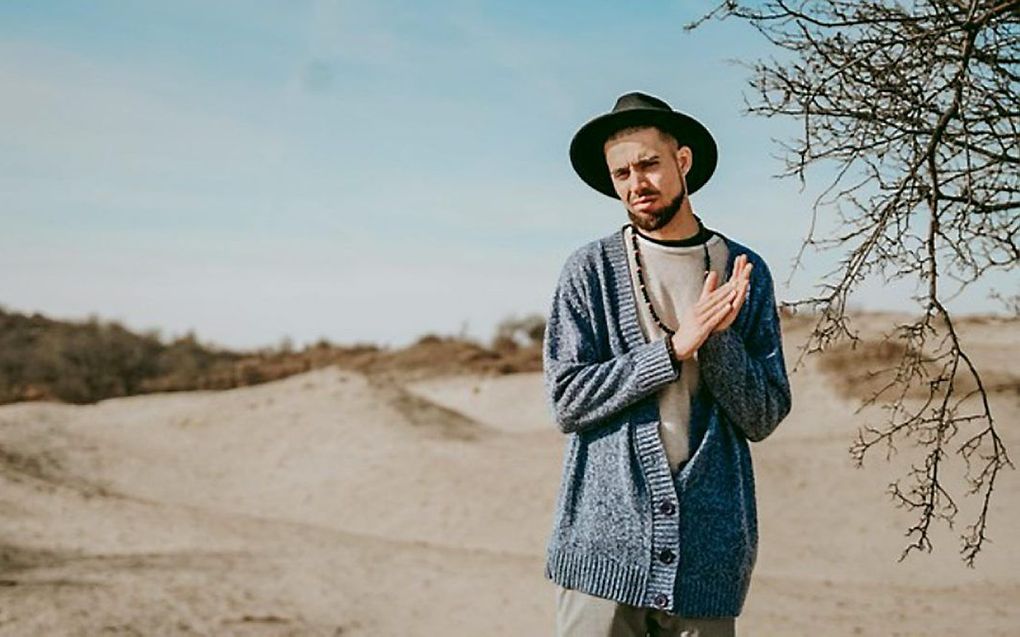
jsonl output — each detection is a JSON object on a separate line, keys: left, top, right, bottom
{"left": 611, "top": 153, "right": 660, "bottom": 172}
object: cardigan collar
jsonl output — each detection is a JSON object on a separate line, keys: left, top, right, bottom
{"left": 605, "top": 223, "right": 745, "bottom": 353}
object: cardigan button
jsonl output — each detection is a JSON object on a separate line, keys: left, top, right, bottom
{"left": 658, "top": 548, "right": 676, "bottom": 564}
{"left": 653, "top": 593, "right": 669, "bottom": 608}
{"left": 658, "top": 500, "right": 676, "bottom": 516}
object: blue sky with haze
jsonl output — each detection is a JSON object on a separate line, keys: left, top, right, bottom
{"left": 1, "top": 1, "right": 1010, "bottom": 350}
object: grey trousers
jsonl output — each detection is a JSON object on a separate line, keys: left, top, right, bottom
{"left": 555, "top": 585, "right": 737, "bottom": 637}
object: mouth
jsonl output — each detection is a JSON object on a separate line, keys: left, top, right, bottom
{"left": 633, "top": 195, "right": 658, "bottom": 206}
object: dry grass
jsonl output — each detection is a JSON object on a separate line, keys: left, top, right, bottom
{"left": 0, "top": 307, "right": 542, "bottom": 406}
{"left": 813, "top": 316, "right": 1020, "bottom": 402}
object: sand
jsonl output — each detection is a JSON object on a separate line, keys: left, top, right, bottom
{"left": 1, "top": 315, "right": 1018, "bottom": 636}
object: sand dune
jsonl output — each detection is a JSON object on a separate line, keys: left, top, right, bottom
{"left": 1, "top": 317, "right": 1018, "bottom": 635}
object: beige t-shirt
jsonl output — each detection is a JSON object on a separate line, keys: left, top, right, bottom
{"left": 623, "top": 223, "right": 729, "bottom": 473}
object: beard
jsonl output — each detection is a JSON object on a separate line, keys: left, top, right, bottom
{"left": 626, "top": 177, "right": 687, "bottom": 232}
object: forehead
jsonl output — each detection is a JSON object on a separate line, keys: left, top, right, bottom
{"left": 603, "top": 128, "right": 671, "bottom": 167}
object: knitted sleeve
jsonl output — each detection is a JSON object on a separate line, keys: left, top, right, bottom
{"left": 697, "top": 254, "right": 792, "bottom": 442}
{"left": 542, "top": 255, "right": 679, "bottom": 435}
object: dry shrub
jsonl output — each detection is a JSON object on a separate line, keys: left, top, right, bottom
{"left": 818, "top": 336, "right": 1019, "bottom": 402}
{"left": 0, "top": 308, "right": 544, "bottom": 405}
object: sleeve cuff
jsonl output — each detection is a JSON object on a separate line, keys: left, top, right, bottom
{"left": 634, "top": 337, "right": 681, "bottom": 392}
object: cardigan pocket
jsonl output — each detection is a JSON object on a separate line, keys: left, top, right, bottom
{"left": 683, "top": 500, "right": 755, "bottom": 580}
{"left": 552, "top": 422, "right": 650, "bottom": 566}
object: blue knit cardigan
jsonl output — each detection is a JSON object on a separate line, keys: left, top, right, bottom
{"left": 542, "top": 223, "right": 792, "bottom": 618}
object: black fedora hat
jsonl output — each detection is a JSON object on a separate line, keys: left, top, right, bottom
{"left": 569, "top": 91, "right": 718, "bottom": 199}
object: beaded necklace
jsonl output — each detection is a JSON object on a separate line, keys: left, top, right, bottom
{"left": 626, "top": 222, "right": 711, "bottom": 337}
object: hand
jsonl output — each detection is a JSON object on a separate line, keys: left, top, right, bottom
{"left": 669, "top": 268, "right": 739, "bottom": 361}
{"left": 712, "top": 254, "right": 752, "bottom": 334}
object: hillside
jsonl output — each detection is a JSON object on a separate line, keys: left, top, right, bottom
{"left": 0, "top": 311, "right": 1017, "bottom": 635}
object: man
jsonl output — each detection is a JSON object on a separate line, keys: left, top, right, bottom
{"left": 542, "top": 91, "right": 793, "bottom": 637}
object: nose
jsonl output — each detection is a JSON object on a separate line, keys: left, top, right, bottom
{"left": 630, "top": 170, "right": 651, "bottom": 195}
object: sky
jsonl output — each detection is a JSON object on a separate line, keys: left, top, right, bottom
{"left": 1, "top": 1, "right": 1013, "bottom": 351}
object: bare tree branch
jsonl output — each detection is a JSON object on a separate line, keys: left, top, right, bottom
{"left": 686, "top": 0, "right": 1018, "bottom": 566}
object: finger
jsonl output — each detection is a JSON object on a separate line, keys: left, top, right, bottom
{"left": 729, "top": 255, "right": 747, "bottom": 286}
{"left": 714, "top": 257, "right": 748, "bottom": 296}
{"left": 729, "top": 283, "right": 751, "bottom": 321}
{"left": 741, "top": 264, "right": 753, "bottom": 294}
{"left": 705, "top": 277, "right": 738, "bottom": 303}
{"left": 728, "top": 283, "right": 748, "bottom": 316}
{"left": 696, "top": 284, "right": 738, "bottom": 322}
{"left": 710, "top": 259, "right": 751, "bottom": 323}
{"left": 699, "top": 270, "right": 718, "bottom": 299}
{"left": 699, "top": 277, "right": 738, "bottom": 308}
{"left": 719, "top": 279, "right": 743, "bottom": 318}
{"left": 717, "top": 274, "right": 751, "bottom": 326}
{"left": 703, "top": 296, "right": 735, "bottom": 336}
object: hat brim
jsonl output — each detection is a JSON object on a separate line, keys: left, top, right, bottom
{"left": 569, "top": 108, "right": 718, "bottom": 199}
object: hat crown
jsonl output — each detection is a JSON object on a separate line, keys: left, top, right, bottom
{"left": 612, "top": 92, "right": 673, "bottom": 114}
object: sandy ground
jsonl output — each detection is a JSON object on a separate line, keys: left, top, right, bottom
{"left": 1, "top": 315, "right": 1018, "bottom": 636}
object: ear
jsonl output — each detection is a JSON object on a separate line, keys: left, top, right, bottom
{"left": 674, "top": 145, "right": 693, "bottom": 177}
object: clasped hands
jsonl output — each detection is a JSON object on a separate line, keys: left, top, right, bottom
{"left": 670, "top": 254, "right": 752, "bottom": 362}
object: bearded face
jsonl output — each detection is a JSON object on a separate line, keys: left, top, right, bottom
{"left": 603, "top": 126, "right": 691, "bottom": 232}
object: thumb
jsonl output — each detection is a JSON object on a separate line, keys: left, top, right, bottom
{"left": 700, "top": 270, "right": 717, "bottom": 299}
